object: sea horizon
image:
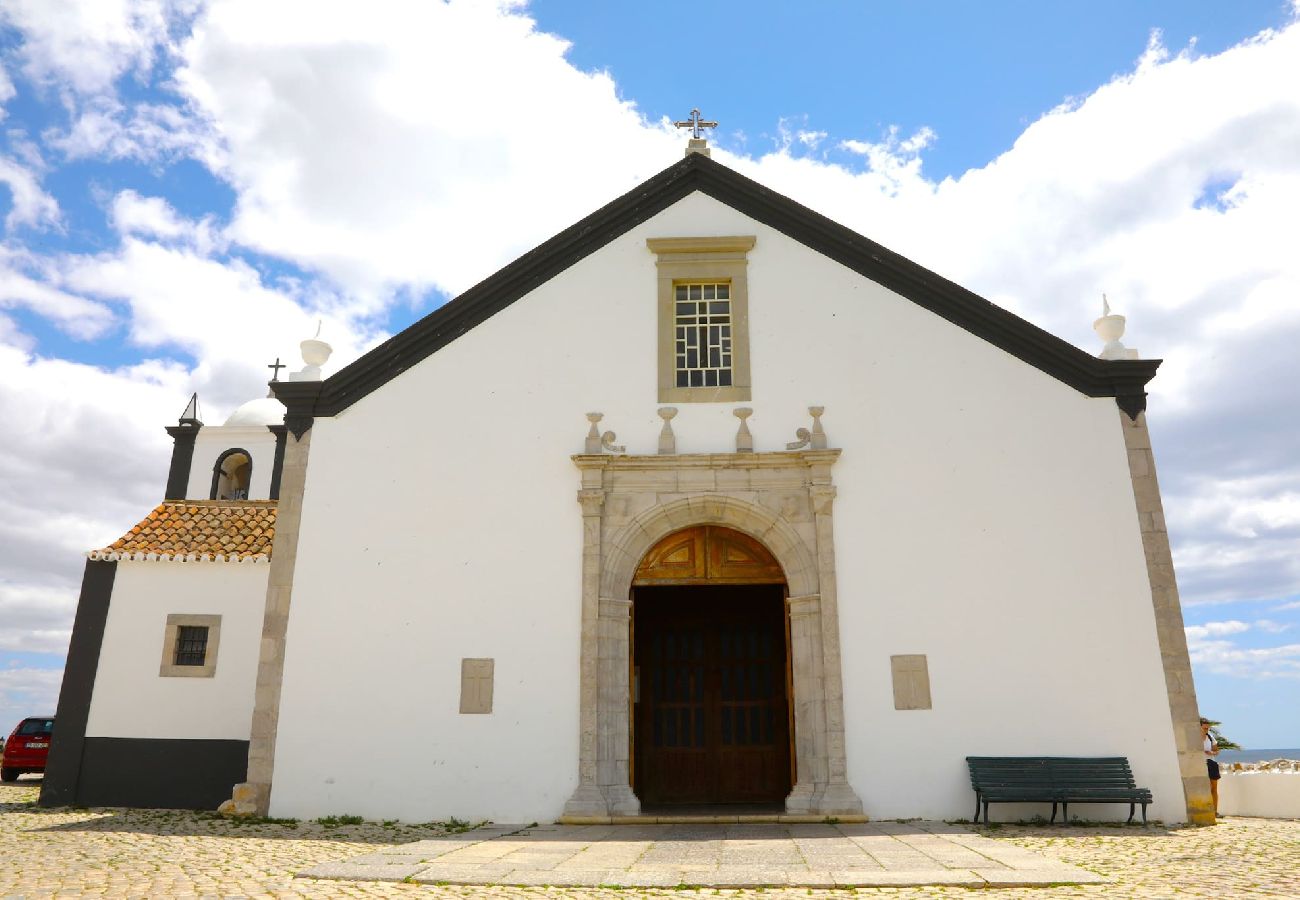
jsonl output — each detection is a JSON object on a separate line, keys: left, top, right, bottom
{"left": 1217, "top": 748, "right": 1300, "bottom": 765}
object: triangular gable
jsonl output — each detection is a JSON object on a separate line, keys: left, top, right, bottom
{"left": 279, "top": 154, "right": 1158, "bottom": 422}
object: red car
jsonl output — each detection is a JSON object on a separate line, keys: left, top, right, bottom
{"left": 1, "top": 716, "right": 54, "bottom": 782}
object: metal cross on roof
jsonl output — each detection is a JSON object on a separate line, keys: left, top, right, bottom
{"left": 267, "top": 357, "right": 286, "bottom": 381}
{"left": 674, "top": 108, "right": 718, "bottom": 140}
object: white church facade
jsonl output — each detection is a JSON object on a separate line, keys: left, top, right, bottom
{"left": 40, "top": 149, "right": 1214, "bottom": 825}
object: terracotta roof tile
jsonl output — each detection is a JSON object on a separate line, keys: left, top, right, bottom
{"left": 88, "top": 500, "right": 277, "bottom": 563}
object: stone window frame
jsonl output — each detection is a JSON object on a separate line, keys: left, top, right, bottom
{"left": 648, "top": 236, "right": 755, "bottom": 403}
{"left": 159, "top": 613, "right": 222, "bottom": 678}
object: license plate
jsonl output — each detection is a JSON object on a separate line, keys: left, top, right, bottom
{"left": 26, "top": 741, "right": 48, "bottom": 748}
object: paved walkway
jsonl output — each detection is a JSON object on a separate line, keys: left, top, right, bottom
{"left": 302, "top": 820, "right": 1104, "bottom": 887}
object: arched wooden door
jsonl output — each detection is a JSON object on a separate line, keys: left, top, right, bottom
{"left": 632, "top": 526, "right": 792, "bottom": 806}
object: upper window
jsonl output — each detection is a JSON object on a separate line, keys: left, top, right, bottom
{"left": 159, "top": 614, "right": 222, "bottom": 678}
{"left": 674, "top": 282, "right": 733, "bottom": 389}
{"left": 648, "top": 236, "right": 755, "bottom": 403}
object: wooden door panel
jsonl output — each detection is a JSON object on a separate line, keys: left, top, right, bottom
{"left": 634, "top": 585, "right": 790, "bottom": 806}
{"left": 634, "top": 526, "right": 784, "bottom": 585}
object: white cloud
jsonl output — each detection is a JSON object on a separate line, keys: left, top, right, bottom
{"left": 57, "top": 238, "right": 371, "bottom": 381}
{"left": 0, "top": 155, "right": 59, "bottom": 230}
{"left": 0, "top": 668, "right": 63, "bottom": 730}
{"left": 110, "top": 190, "right": 221, "bottom": 254}
{"left": 49, "top": 97, "right": 213, "bottom": 164}
{"left": 1185, "top": 620, "right": 1251, "bottom": 640}
{"left": 1185, "top": 619, "right": 1300, "bottom": 678}
{"left": 170, "top": 0, "right": 680, "bottom": 305}
{"left": 0, "top": 0, "right": 193, "bottom": 95}
{"left": 0, "top": 248, "right": 113, "bottom": 338}
{"left": 0, "top": 60, "right": 16, "bottom": 120}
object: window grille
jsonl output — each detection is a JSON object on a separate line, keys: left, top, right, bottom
{"left": 674, "top": 282, "right": 733, "bottom": 388}
{"left": 174, "top": 625, "right": 209, "bottom": 667}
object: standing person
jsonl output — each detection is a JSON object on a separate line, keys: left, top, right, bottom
{"left": 1200, "top": 717, "right": 1220, "bottom": 817}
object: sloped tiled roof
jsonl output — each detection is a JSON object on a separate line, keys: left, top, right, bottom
{"left": 88, "top": 501, "right": 276, "bottom": 563}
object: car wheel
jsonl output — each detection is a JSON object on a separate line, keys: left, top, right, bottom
{"left": 0, "top": 767, "right": 19, "bottom": 782}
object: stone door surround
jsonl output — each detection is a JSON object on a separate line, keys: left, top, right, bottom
{"left": 564, "top": 448, "right": 864, "bottom": 817}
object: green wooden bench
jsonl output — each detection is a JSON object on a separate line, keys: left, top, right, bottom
{"left": 966, "top": 756, "right": 1152, "bottom": 825}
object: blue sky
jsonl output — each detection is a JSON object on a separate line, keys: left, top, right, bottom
{"left": 0, "top": 0, "right": 1298, "bottom": 749}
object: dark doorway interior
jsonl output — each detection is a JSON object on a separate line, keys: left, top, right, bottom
{"left": 633, "top": 584, "right": 791, "bottom": 807}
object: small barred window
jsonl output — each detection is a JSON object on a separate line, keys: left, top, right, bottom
{"left": 674, "top": 282, "right": 733, "bottom": 389}
{"left": 174, "top": 625, "right": 209, "bottom": 667}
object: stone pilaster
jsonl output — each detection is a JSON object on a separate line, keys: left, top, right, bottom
{"left": 597, "top": 596, "right": 639, "bottom": 814}
{"left": 1121, "top": 410, "right": 1214, "bottom": 825}
{"left": 807, "top": 473, "right": 862, "bottom": 815}
{"left": 784, "top": 593, "right": 827, "bottom": 813}
{"left": 220, "top": 426, "right": 313, "bottom": 816}
{"left": 564, "top": 472, "right": 614, "bottom": 816}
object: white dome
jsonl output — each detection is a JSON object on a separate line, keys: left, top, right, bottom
{"left": 223, "top": 396, "right": 286, "bottom": 427}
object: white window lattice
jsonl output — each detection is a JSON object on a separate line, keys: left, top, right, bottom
{"left": 674, "top": 282, "right": 733, "bottom": 388}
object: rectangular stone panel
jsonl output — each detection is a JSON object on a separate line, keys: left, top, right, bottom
{"left": 890, "top": 655, "right": 932, "bottom": 710}
{"left": 460, "top": 658, "right": 495, "bottom": 714}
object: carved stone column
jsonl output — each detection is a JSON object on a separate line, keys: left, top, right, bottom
{"left": 564, "top": 480, "right": 609, "bottom": 816}
{"left": 784, "top": 593, "right": 827, "bottom": 813}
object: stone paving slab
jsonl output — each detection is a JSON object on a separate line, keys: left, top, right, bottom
{"left": 298, "top": 820, "right": 1108, "bottom": 887}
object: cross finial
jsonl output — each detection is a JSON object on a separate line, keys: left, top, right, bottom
{"left": 674, "top": 108, "right": 718, "bottom": 140}
{"left": 268, "top": 357, "right": 286, "bottom": 381}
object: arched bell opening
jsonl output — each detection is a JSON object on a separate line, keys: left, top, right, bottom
{"left": 210, "top": 448, "right": 253, "bottom": 501}
{"left": 630, "top": 525, "right": 794, "bottom": 809}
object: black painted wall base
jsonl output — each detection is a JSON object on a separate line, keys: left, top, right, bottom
{"left": 61, "top": 738, "right": 249, "bottom": 810}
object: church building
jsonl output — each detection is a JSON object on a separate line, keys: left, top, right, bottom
{"left": 40, "top": 134, "right": 1214, "bottom": 825}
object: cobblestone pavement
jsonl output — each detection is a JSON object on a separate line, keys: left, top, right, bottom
{"left": 4, "top": 778, "right": 1300, "bottom": 898}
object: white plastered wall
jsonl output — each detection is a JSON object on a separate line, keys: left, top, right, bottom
{"left": 187, "top": 426, "right": 279, "bottom": 500}
{"left": 269, "top": 191, "right": 1185, "bottom": 823}
{"left": 85, "top": 561, "right": 266, "bottom": 740}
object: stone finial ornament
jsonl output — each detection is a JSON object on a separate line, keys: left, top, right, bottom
{"left": 584, "top": 412, "right": 625, "bottom": 454}
{"left": 1094, "top": 294, "right": 1140, "bottom": 360}
{"left": 585, "top": 413, "right": 604, "bottom": 454}
{"left": 809, "top": 406, "right": 828, "bottom": 449}
{"left": 289, "top": 321, "right": 334, "bottom": 381}
{"left": 657, "top": 407, "right": 678, "bottom": 455}
{"left": 786, "top": 406, "right": 828, "bottom": 450}
{"left": 734, "top": 408, "right": 754, "bottom": 452}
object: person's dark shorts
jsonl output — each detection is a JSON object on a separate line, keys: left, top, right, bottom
{"left": 1207, "top": 759, "right": 1221, "bottom": 780}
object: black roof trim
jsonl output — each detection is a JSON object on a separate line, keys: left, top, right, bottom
{"left": 311, "top": 153, "right": 1159, "bottom": 418}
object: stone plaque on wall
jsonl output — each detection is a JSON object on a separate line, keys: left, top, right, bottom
{"left": 459, "top": 658, "right": 494, "bottom": 714}
{"left": 891, "top": 654, "right": 932, "bottom": 710}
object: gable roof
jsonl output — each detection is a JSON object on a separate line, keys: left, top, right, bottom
{"left": 286, "top": 153, "right": 1159, "bottom": 420}
{"left": 87, "top": 501, "right": 276, "bottom": 563}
